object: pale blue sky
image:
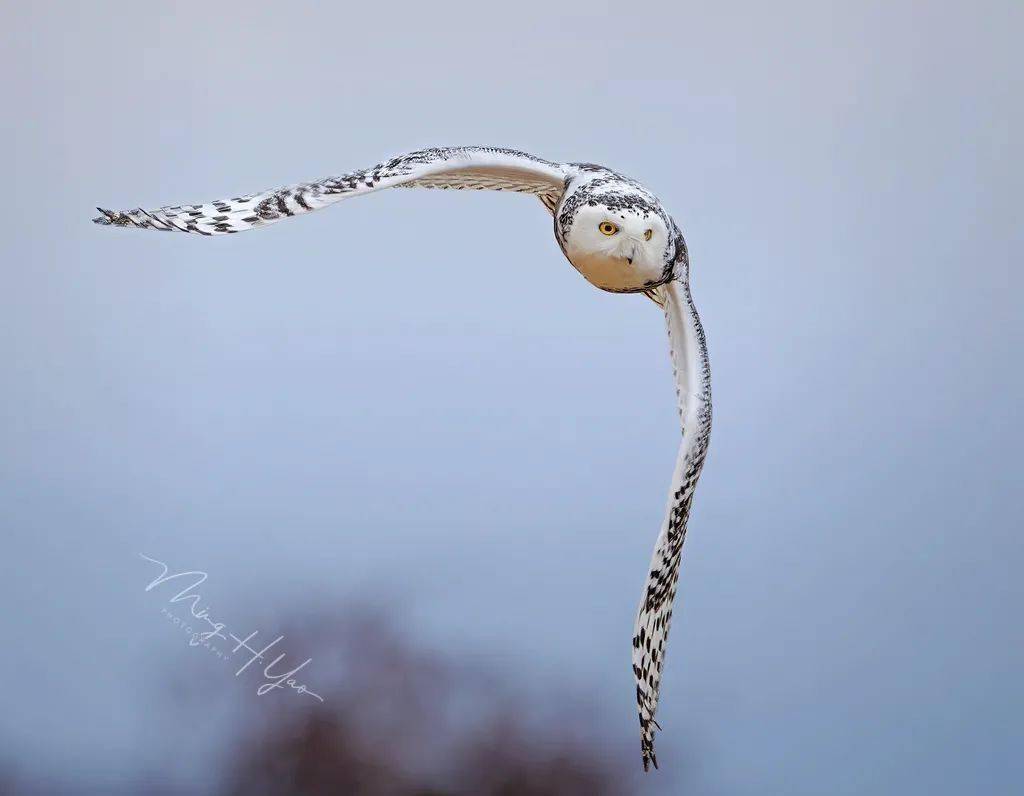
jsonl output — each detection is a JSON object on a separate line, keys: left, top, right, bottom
{"left": 1, "top": 1, "right": 1021, "bottom": 793}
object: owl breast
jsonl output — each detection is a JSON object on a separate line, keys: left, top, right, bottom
{"left": 563, "top": 247, "right": 668, "bottom": 293}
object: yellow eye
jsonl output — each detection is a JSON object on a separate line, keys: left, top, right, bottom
{"left": 644, "top": 229, "right": 653, "bottom": 241}
{"left": 598, "top": 221, "right": 618, "bottom": 236}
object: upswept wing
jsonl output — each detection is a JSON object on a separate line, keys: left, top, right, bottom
{"left": 94, "top": 146, "right": 568, "bottom": 235}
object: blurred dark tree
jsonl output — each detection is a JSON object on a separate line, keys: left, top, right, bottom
{"left": 217, "top": 608, "right": 633, "bottom": 796}
{"left": 0, "top": 608, "right": 643, "bottom": 795}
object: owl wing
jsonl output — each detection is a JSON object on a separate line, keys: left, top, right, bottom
{"left": 93, "top": 146, "right": 569, "bottom": 235}
{"left": 633, "top": 278, "right": 712, "bottom": 771}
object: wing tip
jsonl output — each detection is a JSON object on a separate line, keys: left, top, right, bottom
{"left": 640, "top": 717, "right": 662, "bottom": 772}
{"left": 93, "top": 207, "right": 129, "bottom": 227}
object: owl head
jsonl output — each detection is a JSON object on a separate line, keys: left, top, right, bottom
{"left": 554, "top": 172, "right": 683, "bottom": 293}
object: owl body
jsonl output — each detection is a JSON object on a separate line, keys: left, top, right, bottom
{"left": 94, "top": 145, "right": 710, "bottom": 773}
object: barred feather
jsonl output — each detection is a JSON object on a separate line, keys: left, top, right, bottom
{"left": 93, "top": 146, "right": 568, "bottom": 235}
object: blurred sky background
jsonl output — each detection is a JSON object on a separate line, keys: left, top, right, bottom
{"left": 1, "top": 1, "right": 1021, "bottom": 793}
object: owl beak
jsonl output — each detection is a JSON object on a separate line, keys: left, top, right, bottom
{"left": 625, "top": 243, "right": 638, "bottom": 265}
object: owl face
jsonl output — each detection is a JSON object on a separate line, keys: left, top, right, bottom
{"left": 555, "top": 179, "right": 676, "bottom": 293}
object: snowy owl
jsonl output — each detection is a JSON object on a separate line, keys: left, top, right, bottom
{"left": 94, "top": 146, "right": 712, "bottom": 771}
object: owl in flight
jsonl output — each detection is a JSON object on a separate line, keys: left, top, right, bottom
{"left": 94, "top": 146, "right": 712, "bottom": 771}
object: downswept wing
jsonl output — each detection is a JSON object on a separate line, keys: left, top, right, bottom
{"left": 633, "top": 277, "right": 712, "bottom": 771}
{"left": 94, "top": 146, "right": 569, "bottom": 235}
